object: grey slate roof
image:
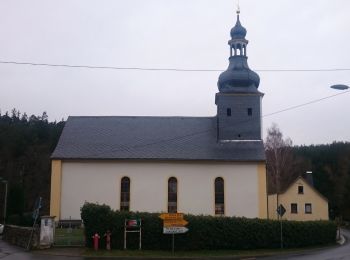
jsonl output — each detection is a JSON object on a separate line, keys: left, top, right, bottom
{"left": 51, "top": 116, "right": 265, "bottom": 161}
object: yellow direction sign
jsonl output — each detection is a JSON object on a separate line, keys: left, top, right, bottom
{"left": 159, "top": 213, "right": 184, "bottom": 220}
{"left": 159, "top": 213, "right": 188, "bottom": 228}
{"left": 163, "top": 219, "right": 188, "bottom": 227}
{"left": 160, "top": 213, "right": 189, "bottom": 253}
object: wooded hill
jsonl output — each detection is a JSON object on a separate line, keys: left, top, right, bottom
{"left": 0, "top": 109, "right": 349, "bottom": 223}
{"left": 293, "top": 143, "right": 350, "bottom": 220}
{"left": 0, "top": 109, "right": 64, "bottom": 223}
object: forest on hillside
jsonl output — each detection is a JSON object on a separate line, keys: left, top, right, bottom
{"left": 293, "top": 143, "right": 350, "bottom": 220}
{"left": 265, "top": 124, "right": 350, "bottom": 220}
{"left": 0, "top": 109, "right": 64, "bottom": 224}
{"left": 0, "top": 109, "right": 349, "bottom": 224}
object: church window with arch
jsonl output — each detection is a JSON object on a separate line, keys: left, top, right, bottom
{"left": 215, "top": 177, "right": 225, "bottom": 215}
{"left": 120, "top": 177, "right": 130, "bottom": 211}
{"left": 168, "top": 177, "right": 177, "bottom": 213}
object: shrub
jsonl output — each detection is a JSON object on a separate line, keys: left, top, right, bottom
{"left": 81, "top": 202, "right": 337, "bottom": 250}
{"left": 6, "top": 212, "right": 34, "bottom": 227}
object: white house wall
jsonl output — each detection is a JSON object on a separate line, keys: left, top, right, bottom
{"left": 60, "top": 161, "right": 259, "bottom": 219}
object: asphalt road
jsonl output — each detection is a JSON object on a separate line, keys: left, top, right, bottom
{"left": 0, "top": 229, "right": 349, "bottom": 259}
{"left": 0, "top": 237, "right": 73, "bottom": 260}
{"left": 261, "top": 228, "right": 350, "bottom": 260}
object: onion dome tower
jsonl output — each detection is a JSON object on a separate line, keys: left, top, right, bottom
{"left": 215, "top": 8, "right": 263, "bottom": 141}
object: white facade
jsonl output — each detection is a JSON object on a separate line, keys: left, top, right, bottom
{"left": 60, "top": 161, "right": 261, "bottom": 219}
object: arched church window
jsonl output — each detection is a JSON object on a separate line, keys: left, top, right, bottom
{"left": 168, "top": 177, "right": 177, "bottom": 213}
{"left": 120, "top": 177, "right": 130, "bottom": 211}
{"left": 215, "top": 177, "right": 225, "bottom": 215}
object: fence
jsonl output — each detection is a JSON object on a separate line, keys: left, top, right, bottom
{"left": 54, "top": 219, "right": 85, "bottom": 247}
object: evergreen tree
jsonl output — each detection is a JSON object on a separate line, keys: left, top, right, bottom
{"left": 0, "top": 109, "right": 64, "bottom": 224}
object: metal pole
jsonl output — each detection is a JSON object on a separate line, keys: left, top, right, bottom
{"left": 338, "top": 225, "right": 340, "bottom": 240}
{"left": 124, "top": 220, "right": 126, "bottom": 250}
{"left": 139, "top": 220, "right": 142, "bottom": 250}
{"left": 3, "top": 181, "right": 8, "bottom": 225}
{"left": 27, "top": 210, "right": 38, "bottom": 250}
{"left": 276, "top": 194, "right": 279, "bottom": 220}
{"left": 280, "top": 216, "right": 283, "bottom": 249}
{"left": 276, "top": 167, "right": 280, "bottom": 221}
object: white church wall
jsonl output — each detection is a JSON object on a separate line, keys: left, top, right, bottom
{"left": 60, "top": 161, "right": 259, "bottom": 219}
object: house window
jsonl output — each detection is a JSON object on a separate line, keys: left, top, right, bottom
{"left": 120, "top": 177, "right": 130, "bottom": 211}
{"left": 227, "top": 108, "right": 231, "bottom": 117}
{"left": 215, "top": 177, "right": 225, "bottom": 215}
{"left": 298, "top": 185, "right": 304, "bottom": 194}
{"left": 168, "top": 177, "right": 177, "bottom": 213}
{"left": 247, "top": 108, "right": 252, "bottom": 116}
{"left": 291, "top": 203, "right": 298, "bottom": 214}
{"left": 305, "top": 203, "right": 312, "bottom": 214}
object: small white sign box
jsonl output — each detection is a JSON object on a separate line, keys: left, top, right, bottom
{"left": 163, "top": 227, "right": 189, "bottom": 234}
{"left": 40, "top": 216, "right": 55, "bottom": 248}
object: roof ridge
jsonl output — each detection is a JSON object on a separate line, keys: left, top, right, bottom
{"left": 68, "top": 115, "right": 215, "bottom": 119}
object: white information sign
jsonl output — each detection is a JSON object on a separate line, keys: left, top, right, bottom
{"left": 163, "top": 226, "right": 189, "bottom": 234}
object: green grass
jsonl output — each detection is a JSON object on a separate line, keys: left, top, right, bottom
{"left": 54, "top": 228, "right": 85, "bottom": 246}
{"left": 83, "top": 245, "right": 336, "bottom": 258}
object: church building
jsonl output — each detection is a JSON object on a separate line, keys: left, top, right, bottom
{"left": 50, "top": 10, "right": 268, "bottom": 220}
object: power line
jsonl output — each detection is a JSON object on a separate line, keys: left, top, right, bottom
{"left": 263, "top": 90, "right": 350, "bottom": 117}
{"left": 1, "top": 60, "right": 350, "bottom": 72}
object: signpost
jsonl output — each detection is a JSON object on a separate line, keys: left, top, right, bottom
{"left": 124, "top": 218, "right": 142, "bottom": 250}
{"left": 276, "top": 204, "right": 285, "bottom": 249}
{"left": 163, "top": 227, "right": 189, "bottom": 234}
{"left": 159, "top": 213, "right": 184, "bottom": 221}
{"left": 159, "top": 213, "right": 188, "bottom": 254}
{"left": 160, "top": 213, "right": 188, "bottom": 227}
{"left": 27, "top": 197, "right": 42, "bottom": 250}
{"left": 277, "top": 204, "right": 286, "bottom": 217}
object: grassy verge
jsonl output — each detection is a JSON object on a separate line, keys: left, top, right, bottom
{"left": 83, "top": 245, "right": 336, "bottom": 258}
{"left": 54, "top": 228, "right": 85, "bottom": 246}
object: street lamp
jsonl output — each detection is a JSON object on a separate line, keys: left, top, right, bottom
{"left": 0, "top": 177, "right": 8, "bottom": 225}
{"left": 328, "top": 84, "right": 348, "bottom": 237}
{"left": 330, "top": 84, "right": 349, "bottom": 90}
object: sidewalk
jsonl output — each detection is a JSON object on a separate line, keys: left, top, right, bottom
{"left": 0, "top": 237, "right": 25, "bottom": 256}
{"left": 0, "top": 237, "right": 84, "bottom": 259}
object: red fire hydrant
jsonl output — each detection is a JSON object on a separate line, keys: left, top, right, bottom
{"left": 104, "top": 230, "right": 112, "bottom": 250}
{"left": 92, "top": 233, "right": 100, "bottom": 251}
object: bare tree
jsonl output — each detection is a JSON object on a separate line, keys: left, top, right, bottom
{"left": 265, "top": 123, "right": 297, "bottom": 195}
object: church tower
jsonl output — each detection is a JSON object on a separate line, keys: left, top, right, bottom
{"left": 216, "top": 9, "right": 263, "bottom": 142}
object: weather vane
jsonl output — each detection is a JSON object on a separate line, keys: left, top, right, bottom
{"left": 236, "top": 0, "right": 240, "bottom": 15}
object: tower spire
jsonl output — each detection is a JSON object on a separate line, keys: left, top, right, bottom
{"left": 217, "top": 10, "right": 260, "bottom": 93}
{"left": 215, "top": 9, "right": 263, "bottom": 141}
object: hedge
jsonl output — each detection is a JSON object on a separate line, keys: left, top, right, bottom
{"left": 81, "top": 202, "right": 337, "bottom": 250}
{"left": 7, "top": 213, "right": 35, "bottom": 227}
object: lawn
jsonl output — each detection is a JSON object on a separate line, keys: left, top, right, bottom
{"left": 54, "top": 228, "right": 85, "bottom": 246}
{"left": 83, "top": 246, "right": 334, "bottom": 258}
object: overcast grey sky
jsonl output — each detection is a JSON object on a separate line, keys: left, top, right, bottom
{"left": 0, "top": 0, "right": 349, "bottom": 145}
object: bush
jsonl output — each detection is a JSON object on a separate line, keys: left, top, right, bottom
{"left": 6, "top": 212, "right": 34, "bottom": 227}
{"left": 81, "top": 202, "right": 337, "bottom": 250}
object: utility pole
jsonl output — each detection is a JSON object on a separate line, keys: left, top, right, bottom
{"left": 276, "top": 168, "right": 283, "bottom": 249}
{"left": 0, "top": 178, "right": 8, "bottom": 225}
